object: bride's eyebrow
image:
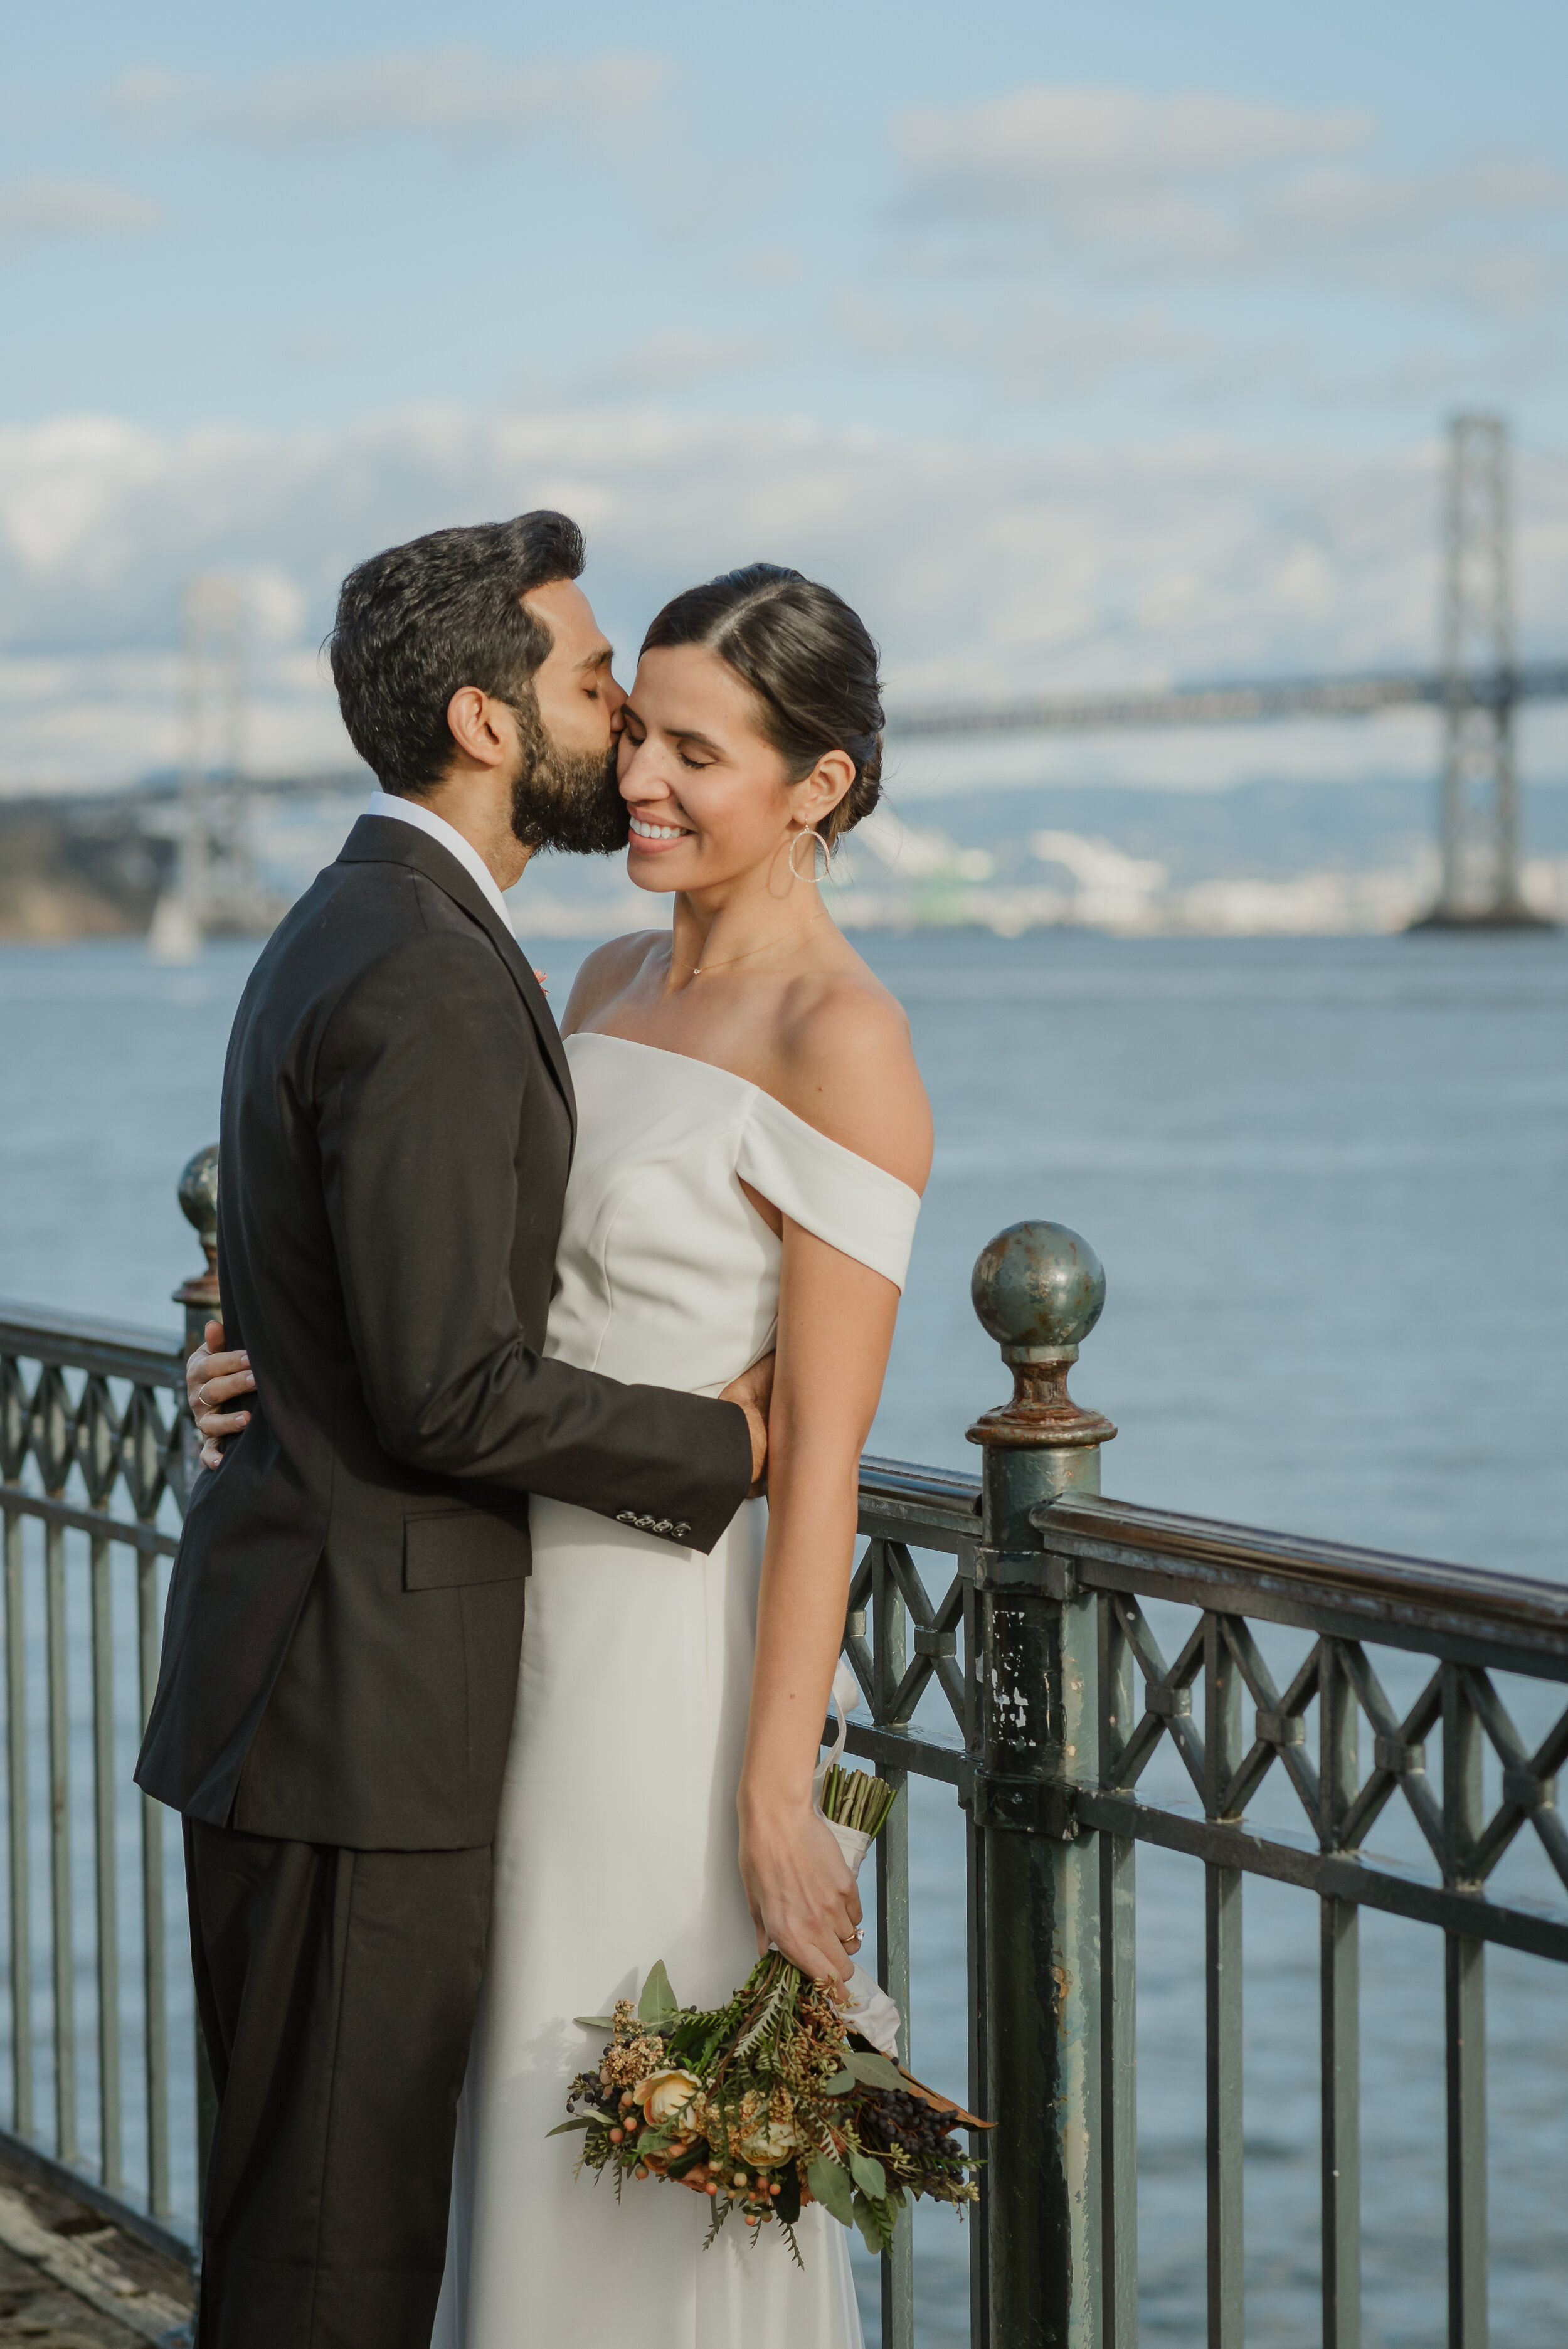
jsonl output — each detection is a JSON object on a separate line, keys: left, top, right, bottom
{"left": 670, "top": 725, "right": 724, "bottom": 758}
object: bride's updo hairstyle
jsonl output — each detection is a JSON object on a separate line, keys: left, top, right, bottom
{"left": 640, "top": 564, "right": 883, "bottom": 844}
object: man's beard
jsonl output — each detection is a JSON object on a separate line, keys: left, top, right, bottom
{"left": 507, "top": 694, "right": 628, "bottom": 856}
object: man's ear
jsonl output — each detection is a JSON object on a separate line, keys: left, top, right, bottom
{"left": 446, "top": 687, "right": 516, "bottom": 771}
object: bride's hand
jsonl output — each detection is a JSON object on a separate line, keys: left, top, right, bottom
{"left": 186, "top": 1320, "right": 255, "bottom": 1471}
{"left": 737, "top": 1790, "right": 861, "bottom": 1985}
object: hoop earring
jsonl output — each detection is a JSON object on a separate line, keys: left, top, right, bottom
{"left": 788, "top": 827, "right": 831, "bottom": 885}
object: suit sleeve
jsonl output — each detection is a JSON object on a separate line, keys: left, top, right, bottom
{"left": 315, "top": 926, "right": 754, "bottom": 1552}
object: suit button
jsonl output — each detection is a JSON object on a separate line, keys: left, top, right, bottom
{"left": 637, "top": 1514, "right": 655, "bottom": 1531}
{"left": 674, "top": 1522, "right": 691, "bottom": 1540}
{"left": 615, "top": 1512, "right": 636, "bottom": 1527}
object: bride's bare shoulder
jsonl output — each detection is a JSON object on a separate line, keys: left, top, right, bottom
{"left": 768, "top": 963, "right": 933, "bottom": 1193}
{"left": 559, "top": 931, "right": 666, "bottom": 1035}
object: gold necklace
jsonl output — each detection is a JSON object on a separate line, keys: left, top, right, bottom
{"left": 683, "top": 913, "right": 832, "bottom": 979}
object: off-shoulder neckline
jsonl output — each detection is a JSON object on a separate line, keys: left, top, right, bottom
{"left": 565, "top": 1027, "right": 921, "bottom": 1202}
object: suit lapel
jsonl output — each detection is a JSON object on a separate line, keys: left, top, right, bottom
{"left": 338, "top": 815, "right": 578, "bottom": 1148}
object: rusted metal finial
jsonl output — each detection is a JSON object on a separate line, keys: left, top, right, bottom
{"left": 174, "top": 1144, "right": 221, "bottom": 1320}
{"left": 966, "top": 1219, "right": 1116, "bottom": 1454}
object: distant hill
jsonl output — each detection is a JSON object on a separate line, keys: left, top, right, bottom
{"left": 0, "top": 799, "right": 174, "bottom": 941}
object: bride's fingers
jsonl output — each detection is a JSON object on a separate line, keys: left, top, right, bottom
{"left": 198, "top": 1408, "right": 251, "bottom": 1441}
{"left": 188, "top": 1353, "right": 251, "bottom": 1413}
{"left": 768, "top": 1911, "right": 854, "bottom": 1983}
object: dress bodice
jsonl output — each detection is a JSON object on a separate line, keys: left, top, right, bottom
{"left": 543, "top": 1032, "right": 921, "bottom": 1396}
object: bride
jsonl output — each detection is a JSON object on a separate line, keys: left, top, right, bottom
{"left": 203, "top": 563, "right": 930, "bottom": 2346}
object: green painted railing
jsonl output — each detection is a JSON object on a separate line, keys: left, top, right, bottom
{"left": 848, "top": 1219, "right": 1568, "bottom": 2349}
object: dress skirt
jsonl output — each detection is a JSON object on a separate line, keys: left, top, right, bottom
{"left": 432, "top": 1496, "right": 863, "bottom": 2348}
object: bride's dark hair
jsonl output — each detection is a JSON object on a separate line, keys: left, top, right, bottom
{"left": 640, "top": 565, "right": 883, "bottom": 843}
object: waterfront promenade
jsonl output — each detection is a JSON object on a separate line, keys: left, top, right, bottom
{"left": 0, "top": 2143, "right": 189, "bottom": 2345}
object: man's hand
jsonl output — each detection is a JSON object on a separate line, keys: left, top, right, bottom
{"left": 719, "top": 1352, "right": 774, "bottom": 1492}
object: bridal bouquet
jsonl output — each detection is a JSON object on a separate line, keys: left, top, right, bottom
{"left": 553, "top": 1737, "right": 985, "bottom": 2263}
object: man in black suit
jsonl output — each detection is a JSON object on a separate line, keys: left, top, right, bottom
{"left": 136, "top": 512, "right": 764, "bottom": 2347}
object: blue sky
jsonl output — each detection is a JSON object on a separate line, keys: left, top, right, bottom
{"left": 4, "top": 0, "right": 1568, "bottom": 787}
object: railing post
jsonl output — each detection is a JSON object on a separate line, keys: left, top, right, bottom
{"left": 173, "top": 1147, "right": 221, "bottom": 2215}
{"left": 1204, "top": 1618, "right": 1244, "bottom": 2349}
{"left": 966, "top": 1222, "right": 1118, "bottom": 2349}
{"left": 1319, "top": 1640, "right": 1361, "bottom": 2349}
{"left": 173, "top": 1148, "right": 220, "bottom": 1510}
{"left": 1443, "top": 1663, "right": 1488, "bottom": 2349}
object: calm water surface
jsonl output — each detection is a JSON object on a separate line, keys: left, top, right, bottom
{"left": 1, "top": 925, "right": 1565, "bottom": 2342}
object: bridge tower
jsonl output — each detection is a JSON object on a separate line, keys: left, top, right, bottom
{"left": 149, "top": 576, "right": 273, "bottom": 959}
{"left": 1414, "top": 415, "right": 1550, "bottom": 928}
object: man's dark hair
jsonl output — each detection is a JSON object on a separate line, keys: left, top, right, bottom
{"left": 329, "top": 511, "right": 586, "bottom": 796}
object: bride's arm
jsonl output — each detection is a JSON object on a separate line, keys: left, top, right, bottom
{"left": 738, "top": 987, "right": 931, "bottom": 1984}
{"left": 737, "top": 1234, "right": 900, "bottom": 1981}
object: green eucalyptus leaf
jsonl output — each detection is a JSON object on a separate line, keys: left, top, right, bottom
{"left": 638, "top": 1961, "right": 678, "bottom": 2022}
{"left": 805, "top": 2155, "right": 855, "bottom": 2227}
{"left": 850, "top": 2150, "right": 887, "bottom": 2200}
{"left": 573, "top": 2014, "right": 618, "bottom": 2034}
{"left": 852, "top": 2190, "right": 888, "bottom": 2255}
{"left": 844, "top": 2048, "right": 905, "bottom": 2092}
{"left": 546, "top": 2115, "right": 606, "bottom": 2137}
{"left": 821, "top": 2068, "right": 856, "bottom": 2096}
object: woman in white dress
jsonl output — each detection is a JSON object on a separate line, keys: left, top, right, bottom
{"left": 432, "top": 565, "right": 931, "bottom": 2347}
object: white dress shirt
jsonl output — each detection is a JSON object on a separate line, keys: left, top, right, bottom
{"left": 366, "top": 788, "right": 515, "bottom": 935}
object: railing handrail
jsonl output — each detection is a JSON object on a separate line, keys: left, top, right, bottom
{"left": 1039, "top": 1490, "right": 1568, "bottom": 1667}
{"left": 855, "top": 1453, "right": 1568, "bottom": 1664}
{"left": 0, "top": 1305, "right": 184, "bottom": 1387}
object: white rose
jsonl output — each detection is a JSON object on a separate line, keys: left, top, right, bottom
{"left": 737, "top": 2115, "right": 798, "bottom": 2168}
{"left": 633, "top": 2068, "right": 701, "bottom": 2128}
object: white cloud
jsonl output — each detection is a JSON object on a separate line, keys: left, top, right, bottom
{"left": 1, "top": 401, "right": 1565, "bottom": 793}
{"left": 568, "top": 334, "right": 783, "bottom": 400}
{"left": 898, "top": 86, "right": 1367, "bottom": 218}
{"left": 107, "top": 51, "right": 667, "bottom": 148}
{"left": 0, "top": 179, "right": 164, "bottom": 243}
{"left": 835, "top": 287, "right": 1206, "bottom": 401}
{"left": 891, "top": 83, "right": 1568, "bottom": 307}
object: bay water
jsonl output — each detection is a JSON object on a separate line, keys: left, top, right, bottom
{"left": 1, "top": 923, "right": 1565, "bottom": 2341}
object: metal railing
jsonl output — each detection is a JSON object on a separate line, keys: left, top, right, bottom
{"left": 847, "top": 1220, "right": 1568, "bottom": 2349}
{"left": 3, "top": 1173, "right": 1566, "bottom": 2349}
{"left": 0, "top": 1298, "right": 192, "bottom": 2262}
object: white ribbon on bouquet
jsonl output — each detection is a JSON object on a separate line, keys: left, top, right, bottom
{"left": 812, "top": 1662, "right": 904, "bottom": 2059}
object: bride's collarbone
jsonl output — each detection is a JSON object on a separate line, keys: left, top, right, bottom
{"left": 582, "top": 1004, "right": 779, "bottom": 1094}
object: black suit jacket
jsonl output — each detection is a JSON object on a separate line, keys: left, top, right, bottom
{"left": 135, "top": 815, "right": 754, "bottom": 1849}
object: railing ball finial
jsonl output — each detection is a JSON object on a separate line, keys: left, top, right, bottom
{"left": 174, "top": 1143, "right": 221, "bottom": 1323}
{"left": 967, "top": 1219, "right": 1116, "bottom": 1460}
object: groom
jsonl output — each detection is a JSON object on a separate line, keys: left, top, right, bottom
{"left": 136, "top": 511, "right": 765, "bottom": 2348}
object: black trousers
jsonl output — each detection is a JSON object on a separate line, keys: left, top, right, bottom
{"left": 184, "top": 1820, "right": 492, "bottom": 2349}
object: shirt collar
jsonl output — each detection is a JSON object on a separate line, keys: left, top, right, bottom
{"left": 366, "top": 790, "right": 515, "bottom": 935}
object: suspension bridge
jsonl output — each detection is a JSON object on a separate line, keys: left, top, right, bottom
{"left": 141, "top": 412, "right": 1568, "bottom": 943}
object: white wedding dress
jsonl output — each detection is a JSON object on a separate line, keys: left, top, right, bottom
{"left": 432, "top": 1031, "right": 921, "bottom": 2349}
